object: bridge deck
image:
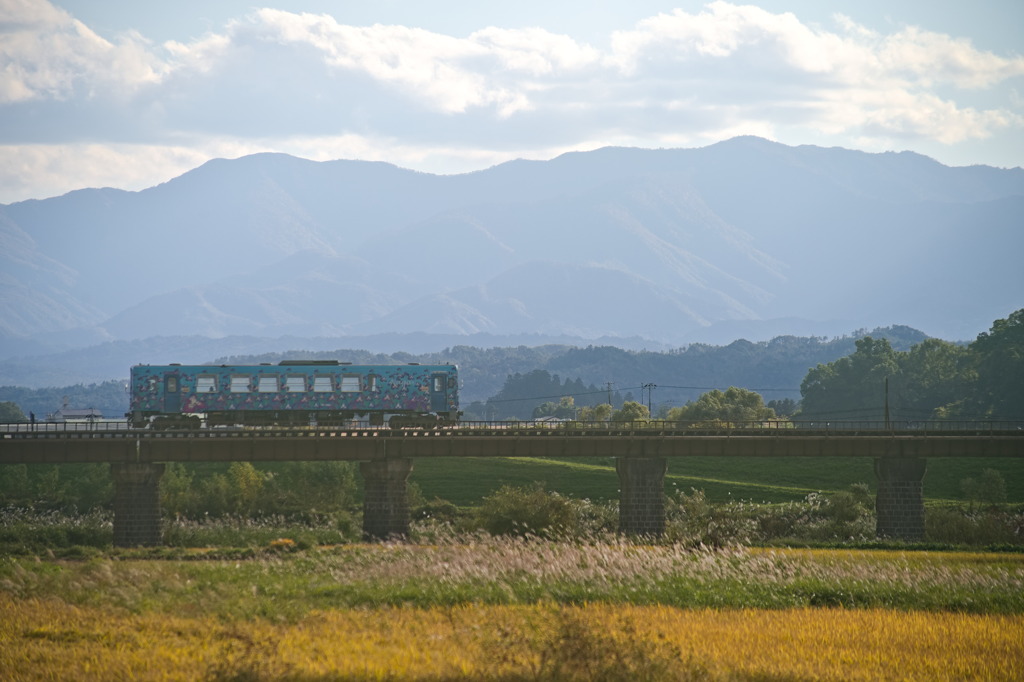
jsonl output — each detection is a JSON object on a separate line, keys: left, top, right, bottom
{"left": 2, "top": 421, "right": 1022, "bottom": 463}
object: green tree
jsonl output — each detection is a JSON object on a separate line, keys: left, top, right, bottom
{"left": 668, "top": 387, "right": 776, "bottom": 424}
{"left": 0, "top": 463, "right": 112, "bottom": 511}
{"left": 767, "top": 398, "right": 798, "bottom": 417}
{"left": 473, "top": 484, "right": 577, "bottom": 538}
{"left": 263, "top": 461, "right": 358, "bottom": 514}
{"left": 161, "top": 463, "right": 195, "bottom": 517}
{"left": 612, "top": 400, "right": 649, "bottom": 422}
{"left": 577, "top": 403, "right": 612, "bottom": 422}
{"left": 160, "top": 461, "right": 358, "bottom": 519}
{"left": 227, "top": 462, "right": 265, "bottom": 514}
{"left": 532, "top": 396, "right": 578, "bottom": 419}
{"left": 961, "top": 468, "right": 1007, "bottom": 509}
{"left": 799, "top": 337, "right": 900, "bottom": 421}
{"left": 0, "top": 401, "right": 26, "bottom": 421}
{"left": 967, "top": 309, "right": 1024, "bottom": 420}
{"left": 486, "top": 370, "right": 605, "bottom": 420}
{"left": 895, "top": 338, "right": 972, "bottom": 420}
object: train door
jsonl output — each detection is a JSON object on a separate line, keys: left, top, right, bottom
{"left": 430, "top": 373, "right": 448, "bottom": 412}
{"left": 163, "top": 372, "right": 181, "bottom": 413}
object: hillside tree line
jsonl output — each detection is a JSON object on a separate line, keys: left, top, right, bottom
{"left": 799, "top": 309, "right": 1023, "bottom": 422}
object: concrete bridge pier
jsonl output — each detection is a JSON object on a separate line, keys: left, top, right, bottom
{"left": 616, "top": 457, "right": 668, "bottom": 537}
{"left": 111, "top": 462, "right": 165, "bottom": 547}
{"left": 360, "top": 458, "right": 413, "bottom": 540}
{"left": 874, "top": 458, "right": 927, "bottom": 541}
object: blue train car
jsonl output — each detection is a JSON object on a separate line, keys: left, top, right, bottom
{"left": 128, "top": 361, "right": 459, "bottom": 428}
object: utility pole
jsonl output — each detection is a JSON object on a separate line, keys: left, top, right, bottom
{"left": 643, "top": 383, "right": 656, "bottom": 418}
{"left": 607, "top": 382, "right": 613, "bottom": 407}
{"left": 884, "top": 376, "right": 891, "bottom": 429}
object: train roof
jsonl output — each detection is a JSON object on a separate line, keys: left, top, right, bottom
{"left": 131, "top": 362, "right": 457, "bottom": 369}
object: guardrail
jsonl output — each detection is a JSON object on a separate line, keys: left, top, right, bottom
{"left": 3, "top": 419, "right": 1023, "bottom": 437}
{"left": 3, "top": 420, "right": 1022, "bottom": 464}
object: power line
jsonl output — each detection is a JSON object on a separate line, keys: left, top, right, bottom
{"left": 656, "top": 384, "right": 801, "bottom": 393}
{"left": 485, "top": 382, "right": 802, "bottom": 406}
{"left": 485, "top": 388, "right": 622, "bottom": 405}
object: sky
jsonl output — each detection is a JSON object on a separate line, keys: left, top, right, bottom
{"left": 1, "top": 0, "right": 1022, "bottom": 204}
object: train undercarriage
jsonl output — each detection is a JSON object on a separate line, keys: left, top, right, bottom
{"left": 131, "top": 410, "right": 459, "bottom": 430}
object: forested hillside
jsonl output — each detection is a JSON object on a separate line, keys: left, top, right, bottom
{"left": 801, "top": 309, "right": 1024, "bottom": 422}
{"left": 0, "top": 326, "right": 927, "bottom": 420}
{"left": 0, "top": 381, "right": 127, "bottom": 422}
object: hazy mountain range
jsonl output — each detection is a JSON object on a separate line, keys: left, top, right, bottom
{"left": 1, "top": 135, "right": 1021, "bottom": 384}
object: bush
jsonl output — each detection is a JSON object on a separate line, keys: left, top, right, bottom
{"left": 161, "top": 513, "right": 359, "bottom": 549}
{"left": 470, "top": 484, "right": 612, "bottom": 539}
{"left": 413, "top": 497, "right": 461, "bottom": 524}
{"left": 0, "top": 507, "right": 113, "bottom": 553}
{"left": 666, "top": 485, "right": 877, "bottom": 547}
{"left": 0, "top": 464, "right": 113, "bottom": 512}
{"left": 961, "top": 469, "right": 1008, "bottom": 509}
{"left": 161, "top": 461, "right": 360, "bottom": 520}
{"left": 926, "top": 504, "right": 1023, "bottom": 546}
{"left": 665, "top": 488, "right": 755, "bottom": 546}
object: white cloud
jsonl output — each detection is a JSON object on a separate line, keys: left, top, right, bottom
{"left": 608, "top": 3, "right": 812, "bottom": 68}
{"left": 0, "top": 0, "right": 165, "bottom": 104}
{"left": 0, "top": 133, "right": 565, "bottom": 203}
{"left": 843, "top": 89, "right": 1022, "bottom": 144}
{"left": 601, "top": 2, "right": 1024, "bottom": 143}
{"left": 239, "top": 10, "right": 535, "bottom": 115}
{"left": 875, "top": 26, "right": 1024, "bottom": 90}
{"left": 470, "top": 26, "right": 601, "bottom": 75}
{"left": 0, "top": 142, "right": 206, "bottom": 201}
{"left": 1, "top": 0, "right": 1022, "bottom": 202}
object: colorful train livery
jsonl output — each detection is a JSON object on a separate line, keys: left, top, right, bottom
{"left": 128, "top": 361, "right": 460, "bottom": 428}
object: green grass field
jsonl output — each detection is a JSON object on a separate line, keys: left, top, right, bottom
{"left": 409, "top": 456, "right": 1024, "bottom": 506}
{"left": 3, "top": 547, "right": 1022, "bottom": 681}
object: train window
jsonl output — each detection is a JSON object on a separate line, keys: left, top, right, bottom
{"left": 433, "top": 376, "right": 444, "bottom": 392}
{"left": 166, "top": 376, "right": 178, "bottom": 393}
{"left": 196, "top": 375, "right": 218, "bottom": 393}
{"left": 340, "top": 375, "right": 360, "bottom": 392}
{"left": 284, "top": 375, "right": 305, "bottom": 392}
{"left": 257, "top": 375, "right": 280, "bottom": 392}
{"left": 312, "top": 376, "right": 333, "bottom": 392}
{"left": 367, "top": 375, "right": 379, "bottom": 392}
{"left": 230, "top": 375, "right": 251, "bottom": 392}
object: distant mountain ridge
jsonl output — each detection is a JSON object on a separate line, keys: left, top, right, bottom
{"left": 0, "top": 324, "right": 930, "bottom": 411}
{"left": 1, "top": 136, "right": 1021, "bottom": 364}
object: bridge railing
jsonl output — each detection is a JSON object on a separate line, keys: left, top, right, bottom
{"left": 2, "top": 419, "right": 1023, "bottom": 437}
{"left": 455, "top": 420, "right": 1024, "bottom": 436}
{"left": 1, "top": 419, "right": 133, "bottom": 434}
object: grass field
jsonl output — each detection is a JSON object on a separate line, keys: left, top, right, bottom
{"left": 4, "top": 598, "right": 1021, "bottom": 681}
{"left": 2, "top": 544, "right": 1022, "bottom": 680}
{"left": 4, "top": 449, "right": 1021, "bottom": 678}
{"left": 408, "top": 456, "right": 1024, "bottom": 506}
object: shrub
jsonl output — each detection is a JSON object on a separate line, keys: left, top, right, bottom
{"left": 961, "top": 469, "right": 1008, "bottom": 510}
{"left": 413, "top": 497, "right": 461, "bottom": 524}
{"left": 161, "top": 513, "right": 356, "bottom": 549}
{"left": 665, "top": 488, "right": 755, "bottom": 547}
{"left": 0, "top": 507, "right": 112, "bottom": 553}
{"left": 666, "top": 485, "right": 877, "bottom": 546}
{"left": 161, "top": 461, "right": 360, "bottom": 520}
{"left": 472, "top": 484, "right": 586, "bottom": 539}
{"left": 0, "top": 464, "right": 113, "bottom": 512}
{"left": 926, "top": 504, "right": 1023, "bottom": 546}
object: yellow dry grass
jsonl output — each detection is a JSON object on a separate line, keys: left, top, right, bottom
{"left": 2, "top": 594, "right": 1021, "bottom": 681}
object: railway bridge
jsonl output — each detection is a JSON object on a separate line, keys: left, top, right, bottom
{"left": 2, "top": 420, "right": 1022, "bottom": 546}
